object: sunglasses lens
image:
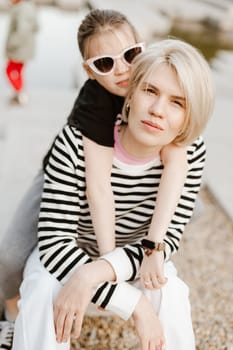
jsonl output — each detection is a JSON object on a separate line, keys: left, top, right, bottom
{"left": 94, "top": 57, "right": 114, "bottom": 73}
{"left": 124, "top": 46, "right": 143, "bottom": 64}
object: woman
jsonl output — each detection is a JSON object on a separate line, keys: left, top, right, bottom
{"left": 12, "top": 39, "right": 214, "bottom": 350}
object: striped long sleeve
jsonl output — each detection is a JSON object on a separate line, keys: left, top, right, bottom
{"left": 103, "top": 136, "right": 206, "bottom": 282}
{"left": 38, "top": 124, "right": 206, "bottom": 319}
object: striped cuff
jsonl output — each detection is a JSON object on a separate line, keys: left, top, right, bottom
{"left": 105, "top": 282, "right": 142, "bottom": 320}
{"left": 101, "top": 248, "right": 133, "bottom": 283}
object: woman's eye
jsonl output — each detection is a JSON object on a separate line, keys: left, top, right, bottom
{"left": 173, "top": 100, "right": 184, "bottom": 108}
{"left": 143, "top": 87, "right": 157, "bottom": 95}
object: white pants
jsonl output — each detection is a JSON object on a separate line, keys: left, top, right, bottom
{"left": 12, "top": 248, "right": 195, "bottom": 350}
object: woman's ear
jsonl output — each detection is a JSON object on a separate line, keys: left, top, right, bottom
{"left": 82, "top": 62, "right": 95, "bottom": 80}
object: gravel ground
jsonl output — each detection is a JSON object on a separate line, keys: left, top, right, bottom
{"left": 71, "top": 186, "right": 233, "bottom": 350}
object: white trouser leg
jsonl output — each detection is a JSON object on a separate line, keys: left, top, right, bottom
{"left": 13, "top": 249, "right": 195, "bottom": 350}
{"left": 137, "top": 261, "right": 195, "bottom": 350}
{"left": 12, "top": 248, "right": 68, "bottom": 350}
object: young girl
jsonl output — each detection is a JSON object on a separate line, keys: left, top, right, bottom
{"left": 0, "top": 8, "right": 187, "bottom": 347}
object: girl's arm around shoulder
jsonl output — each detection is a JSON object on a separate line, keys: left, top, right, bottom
{"left": 83, "top": 136, "right": 115, "bottom": 255}
{"left": 101, "top": 137, "right": 207, "bottom": 280}
{"left": 161, "top": 135, "right": 206, "bottom": 259}
{"left": 160, "top": 143, "right": 188, "bottom": 168}
{"left": 161, "top": 135, "right": 206, "bottom": 170}
{"left": 147, "top": 143, "right": 188, "bottom": 242}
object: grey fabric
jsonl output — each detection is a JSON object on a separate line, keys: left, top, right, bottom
{"left": 0, "top": 171, "right": 44, "bottom": 300}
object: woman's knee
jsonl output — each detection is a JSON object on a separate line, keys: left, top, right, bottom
{"left": 20, "top": 249, "right": 61, "bottom": 303}
{"left": 19, "top": 265, "right": 61, "bottom": 309}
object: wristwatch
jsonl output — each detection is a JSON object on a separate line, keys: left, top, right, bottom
{"left": 141, "top": 239, "right": 165, "bottom": 256}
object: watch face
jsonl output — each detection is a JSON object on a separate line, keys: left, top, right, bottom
{"left": 142, "top": 239, "right": 155, "bottom": 250}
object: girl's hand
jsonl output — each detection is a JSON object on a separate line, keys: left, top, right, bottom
{"left": 54, "top": 265, "right": 94, "bottom": 343}
{"left": 140, "top": 251, "right": 167, "bottom": 290}
{"left": 133, "top": 294, "right": 166, "bottom": 350}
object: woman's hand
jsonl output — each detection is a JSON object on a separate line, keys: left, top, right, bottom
{"left": 54, "top": 259, "right": 116, "bottom": 343}
{"left": 133, "top": 294, "right": 165, "bottom": 350}
{"left": 140, "top": 251, "right": 167, "bottom": 290}
{"left": 54, "top": 265, "right": 94, "bottom": 343}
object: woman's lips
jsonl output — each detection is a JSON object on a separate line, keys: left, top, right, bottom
{"left": 142, "top": 120, "right": 164, "bottom": 131}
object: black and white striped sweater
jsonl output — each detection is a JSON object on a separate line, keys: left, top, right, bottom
{"left": 38, "top": 124, "right": 206, "bottom": 319}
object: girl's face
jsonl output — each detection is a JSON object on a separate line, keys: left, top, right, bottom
{"left": 83, "top": 24, "right": 138, "bottom": 97}
{"left": 123, "top": 63, "right": 186, "bottom": 158}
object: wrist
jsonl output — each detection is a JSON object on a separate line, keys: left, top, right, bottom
{"left": 147, "top": 235, "right": 165, "bottom": 242}
{"left": 133, "top": 294, "right": 149, "bottom": 320}
{"left": 78, "top": 260, "right": 116, "bottom": 287}
{"left": 147, "top": 231, "right": 165, "bottom": 242}
{"left": 141, "top": 239, "right": 165, "bottom": 257}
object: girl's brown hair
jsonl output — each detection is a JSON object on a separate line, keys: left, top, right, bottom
{"left": 78, "top": 9, "right": 139, "bottom": 59}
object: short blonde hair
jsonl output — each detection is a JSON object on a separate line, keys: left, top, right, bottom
{"left": 123, "top": 39, "right": 215, "bottom": 146}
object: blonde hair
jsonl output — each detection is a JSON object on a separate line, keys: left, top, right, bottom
{"left": 123, "top": 39, "right": 215, "bottom": 146}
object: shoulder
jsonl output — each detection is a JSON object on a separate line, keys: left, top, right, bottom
{"left": 71, "top": 78, "right": 123, "bottom": 125}
{"left": 80, "top": 79, "right": 114, "bottom": 104}
{"left": 81, "top": 79, "right": 123, "bottom": 107}
{"left": 55, "top": 125, "right": 84, "bottom": 160}
{"left": 188, "top": 135, "right": 205, "bottom": 152}
{"left": 59, "top": 124, "right": 83, "bottom": 145}
{"left": 187, "top": 135, "right": 206, "bottom": 165}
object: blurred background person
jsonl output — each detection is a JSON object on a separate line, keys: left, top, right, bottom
{"left": 4, "top": 0, "right": 39, "bottom": 105}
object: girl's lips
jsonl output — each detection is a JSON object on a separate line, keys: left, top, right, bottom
{"left": 142, "top": 120, "right": 164, "bottom": 131}
{"left": 117, "top": 79, "right": 129, "bottom": 88}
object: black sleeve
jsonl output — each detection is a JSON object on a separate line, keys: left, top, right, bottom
{"left": 67, "top": 79, "right": 124, "bottom": 147}
{"left": 42, "top": 80, "right": 124, "bottom": 170}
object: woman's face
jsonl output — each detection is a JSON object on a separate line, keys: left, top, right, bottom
{"left": 83, "top": 24, "right": 138, "bottom": 97}
{"left": 124, "top": 63, "right": 186, "bottom": 157}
